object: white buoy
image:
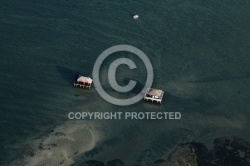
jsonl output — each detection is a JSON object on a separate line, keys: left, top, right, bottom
{"left": 133, "top": 14, "right": 139, "bottom": 20}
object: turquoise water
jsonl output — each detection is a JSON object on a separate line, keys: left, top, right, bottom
{"left": 1, "top": 0, "right": 250, "bottom": 165}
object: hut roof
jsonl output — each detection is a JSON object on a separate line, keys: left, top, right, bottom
{"left": 77, "top": 76, "right": 93, "bottom": 84}
{"left": 148, "top": 89, "right": 163, "bottom": 97}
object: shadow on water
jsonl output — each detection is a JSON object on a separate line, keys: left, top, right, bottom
{"left": 122, "top": 78, "right": 145, "bottom": 94}
{"left": 56, "top": 66, "right": 79, "bottom": 85}
{"left": 163, "top": 92, "right": 218, "bottom": 111}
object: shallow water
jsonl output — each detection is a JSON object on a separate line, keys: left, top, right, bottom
{"left": 1, "top": 0, "right": 250, "bottom": 165}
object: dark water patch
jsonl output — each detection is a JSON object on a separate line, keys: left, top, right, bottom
{"left": 188, "top": 73, "right": 250, "bottom": 83}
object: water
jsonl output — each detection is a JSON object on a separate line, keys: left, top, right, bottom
{"left": 0, "top": 0, "right": 250, "bottom": 165}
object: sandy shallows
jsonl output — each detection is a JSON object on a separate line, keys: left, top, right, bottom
{"left": 9, "top": 121, "right": 102, "bottom": 166}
